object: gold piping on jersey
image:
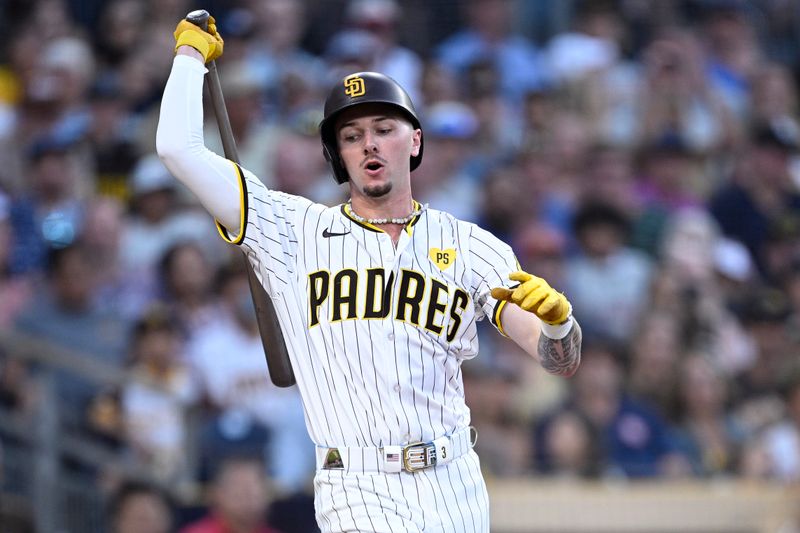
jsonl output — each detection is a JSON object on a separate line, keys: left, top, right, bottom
{"left": 492, "top": 299, "right": 509, "bottom": 338}
{"left": 215, "top": 161, "right": 248, "bottom": 245}
{"left": 342, "top": 202, "right": 381, "bottom": 232}
{"left": 405, "top": 200, "right": 423, "bottom": 235}
{"left": 491, "top": 254, "right": 520, "bottom": 337}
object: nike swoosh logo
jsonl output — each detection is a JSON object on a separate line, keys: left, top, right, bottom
{"left": 322, "top": 228, "right": 351, "bottom": 238}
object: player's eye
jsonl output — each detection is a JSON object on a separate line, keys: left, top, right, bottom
{"left": 377, "top": 127, "right": 392, "bottom": 135}
{"left": 341, "top": 132, "right": 360, "bottom": 143}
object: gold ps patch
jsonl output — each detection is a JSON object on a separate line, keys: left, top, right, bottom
{"left": 429, "top": 248, "right": 456, "bottom": 270}
{"left": 344, "top": 75, "right": 366, "bottom": 98}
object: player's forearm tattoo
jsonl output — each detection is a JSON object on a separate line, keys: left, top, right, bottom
{"left": 538, "top": 320, "right": 582, "bottom": 377}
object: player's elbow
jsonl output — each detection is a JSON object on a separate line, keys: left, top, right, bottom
{"left": 545, "top": 358, "right": 580, "bottom": 378}
{"left": 560, "top": 360, "right": 580, "bottom": 378}
{"left": 156, "top": 126, "right": 182, "bottom": 165}
{"left": 156, "top": 131, "right": 195, "bottom": 186}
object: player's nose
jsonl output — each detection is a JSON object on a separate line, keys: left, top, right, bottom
{"left": 362, "top": 132, "right": 379, "bottom": 154}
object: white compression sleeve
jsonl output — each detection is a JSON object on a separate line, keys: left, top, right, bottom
{"left": 156, "top": 55, "right": 242, "bottom": 232}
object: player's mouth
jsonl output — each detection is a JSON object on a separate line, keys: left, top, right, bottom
{"left": 363, "top": 159, "right": 385, "bottom": 177}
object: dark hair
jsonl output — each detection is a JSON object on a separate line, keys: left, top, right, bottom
{"left": 571, "top": 202, "right": 630, "bottom": 238}
{"left": 131, "top": 304, "right": 180, "bottom": 340}
{"left": 106, "top": 479, "right": 174, "bottom": 527}
{"left": 158, "top": 241, "right": 207, "bottom": 296}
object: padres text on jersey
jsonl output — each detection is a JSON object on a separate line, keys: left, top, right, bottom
{"left": 216, "top": 166, "right": 517, "bottom": 450}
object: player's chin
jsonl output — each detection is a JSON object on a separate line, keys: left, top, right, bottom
{"left": 362, "top": 181, "right": 392, "bottom": 198}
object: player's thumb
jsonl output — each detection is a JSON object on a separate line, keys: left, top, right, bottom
{"left": 491, "top": 287, "right": 514, "bottom": 301}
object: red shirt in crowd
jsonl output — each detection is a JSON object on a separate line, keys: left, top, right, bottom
{"left": 179, "top": 514, "right": 283, "bottom": 533}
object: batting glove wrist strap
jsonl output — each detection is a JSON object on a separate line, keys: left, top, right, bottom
{"left": 540, "top": 315, "right": 573, "bottom": 340}
{"left": 175, "top": 31, "right": 211, "bottom": 60}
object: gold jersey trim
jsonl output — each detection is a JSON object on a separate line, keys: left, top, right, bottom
{"left": 493, "top": 299, "right": 509, "bottom": 338}
{"left": 215, "top": 161, "right": 248, "bottom": 245}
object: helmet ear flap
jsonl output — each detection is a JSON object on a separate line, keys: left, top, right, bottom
{"left": 322, "top": 142, "right": 349, "bottom": 184}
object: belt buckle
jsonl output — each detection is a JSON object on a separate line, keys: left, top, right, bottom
{"left": 402, "top": 441, "right": 436, "bottom": 472}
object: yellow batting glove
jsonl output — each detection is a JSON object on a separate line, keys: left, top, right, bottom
{"left": 173, "top": 16, "right": 224, "bottom": 63}
{"left": 491, "top": 271, "right": 571, "bottom": 325}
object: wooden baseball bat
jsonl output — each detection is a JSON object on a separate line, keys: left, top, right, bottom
{"left": 185, "top": 9, "right": 296, "bottom": 387}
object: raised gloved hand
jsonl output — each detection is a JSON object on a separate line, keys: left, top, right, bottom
{"left": 491, "top": 271, "right": 571, "bottom": 325}
{"left": 173, "top": 15, "right": 224, "bottom": 63}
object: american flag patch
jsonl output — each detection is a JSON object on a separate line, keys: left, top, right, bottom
{"left": 385, "top": 453, "right": 400, "bottom": 462}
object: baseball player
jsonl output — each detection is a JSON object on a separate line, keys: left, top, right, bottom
{"left": 157, "top": 17, "right": 582, "bottom": 533}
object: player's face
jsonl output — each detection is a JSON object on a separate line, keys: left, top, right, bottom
{"left": 336, "top": 104, "right": 421, "bottom": 198}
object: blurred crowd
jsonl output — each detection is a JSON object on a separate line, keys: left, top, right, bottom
{"left": 1, "top": 0, "right": 800, "bottom": 530}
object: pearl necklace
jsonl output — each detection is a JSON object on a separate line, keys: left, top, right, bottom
{"left": 347, "top": 201, "right": 427, "bottom": 225}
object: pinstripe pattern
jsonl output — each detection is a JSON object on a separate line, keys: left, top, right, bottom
{"left": 230, "top": 170, "right": 513, "bottom": 531}
{"left": 157, "top": 56, "right": 508, "bottom": 531}
{"left": 314, "top": 451, "right": 489, "bottom": 532}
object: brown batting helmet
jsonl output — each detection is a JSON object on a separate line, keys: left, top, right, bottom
{"left": 319, "top": 72, "right": 423, "bottom": 184}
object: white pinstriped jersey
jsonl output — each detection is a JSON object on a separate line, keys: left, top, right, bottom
{"left": 217, "top": 164, "right": 517, "bottom": 449}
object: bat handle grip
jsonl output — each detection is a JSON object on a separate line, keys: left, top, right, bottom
{"left": 185, "top": 9, "right": 210, "bottom": 31}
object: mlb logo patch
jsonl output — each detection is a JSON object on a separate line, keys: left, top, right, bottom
{"left": 324, "top": 448, "right": 345, "bottom": 469}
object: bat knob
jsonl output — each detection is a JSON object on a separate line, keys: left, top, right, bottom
{"left": 185, "top": 9, "right": 210, "bottom": 30}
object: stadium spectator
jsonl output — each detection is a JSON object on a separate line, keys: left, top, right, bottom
{"left": 0, "top": 192, "right": 32, "bottom": 328}
{"left": 463, "top": 355, "right": 533, "bottom": 477}
{"left": 80, "top": 196, "right": 152, "bottom": 320}
{"left": 436, "top": 0, "right": 551, "bottom": 107}
{"left": 120, "top": 306, "right": 198, "bottom": 485}
{"left": 157, "top": 241, "right": 222, "bottom": 339}
{"left": 671, "top": 354, "right": 747, "bottom": 476}
{"left": 180, "top": 454, "right": 283, "bottom": 533}
{"left": 9, "top": 136, "right": 88, "bottom": 273}
{"left": 709, "top": 123, "right": 800, "bottom": 275}
{"left": 120, "top": 154, "right": 222, "bottom": 292}
{"left": 107, "top": 479, "right": 175, "bottom": 533}
{"left": 187, "top": 261, "right": 314, "bottom": 493}
{"left": 539, "top": 340, "right": 687, "bottom": 478}
{"left": 343, "top": 0, "right": 423, "bottom": 104}
{"left": 565, "top": 201, "right": 654, "bottom": 343}
{"left": 15, "top": 243, "right": 128, "bottom": 425}
{"left": 240, "top": 0, "right": 325, "bottom": 119}
{"left": 412, "top": 100, "right": 484, "bottom": 221}
{"left": 538, "top": 407, "right": 599, "bottom": 478}
{"left": 761, "top": 371, "right": 800, "bottom": 483}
